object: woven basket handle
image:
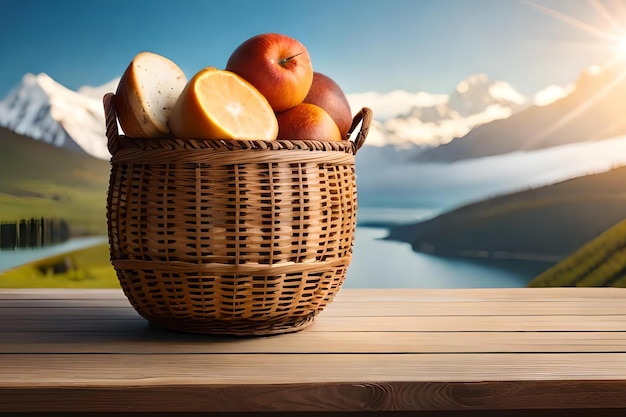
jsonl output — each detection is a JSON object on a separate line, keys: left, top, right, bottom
{"left": 348, "top": 107, "right": 372, "bottom": 154}
{"left": 103, "top": 93, "right": 120, "bottom": 155}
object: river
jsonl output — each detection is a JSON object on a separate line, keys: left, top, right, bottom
{"left": 0, "top": 236, "right": 107, "bottom": 271}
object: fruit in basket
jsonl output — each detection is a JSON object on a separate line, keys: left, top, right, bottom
{"left": 304, "top": 72, "right": 352, "bottom": 139}
{"left": 226, "top": 33, "right": 313, "bottom": 112}
{"left": 276, "top": 103, "right": 341, "bottom": 141}
{"left": 169, "top": 67, "right": 279, "bottom": 141}
{"left": 115, "top": 51, "right": 187, "bottom": 138}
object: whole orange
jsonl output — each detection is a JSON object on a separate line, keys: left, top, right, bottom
{"left": 276, "top": 103, "right": 341, "bottom": 141}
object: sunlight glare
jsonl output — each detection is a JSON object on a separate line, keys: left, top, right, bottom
{"left": 620, "top": 35, "right": 626, "bottom": 57}
{"left": 524, "top": 0, "right": 626, "bottom": 61}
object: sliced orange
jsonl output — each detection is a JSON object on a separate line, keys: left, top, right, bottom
{"left": 169, "top": 68, "right": 279, "bottom": 141}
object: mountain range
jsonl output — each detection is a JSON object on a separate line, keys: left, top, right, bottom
{"left": 0, "top": 70, "right": 534, "bottom": 160}
{"left": 386, "top": 163, "right": 626, "bottom": 263}
{"left": 0, "top": 62, "right": 623, "bottom": 166}
{"left": 347, "top": 72, "right": 528, "bottom": 150}
{"left": 417, "top": 62, "right": 626, "bottom": 162}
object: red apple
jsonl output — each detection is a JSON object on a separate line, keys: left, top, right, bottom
{"left": 276, "top": 103, "right": 341, "bottom": 141}
{"left": 304, "top": 72, "right": 352, "bottom": 139}
{"left": 226, "top": 33, "right": 313, "bottom": 112}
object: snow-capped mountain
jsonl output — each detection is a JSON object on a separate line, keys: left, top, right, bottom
{"left": 0, "top": 71, "right": 527, "bottom": 161}
{"left": 0, "top": 73, "right": 112, "bottom": 160}
{"left": 350, "top": 73, "right": 528, "bottom": 149}
{"left": 448, "top": 73, "right": 526, "bottom": 116}
{"left": 417, "top": 62, "right": 626, "bottom": 163}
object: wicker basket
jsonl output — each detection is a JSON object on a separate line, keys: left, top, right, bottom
{"left": 103, "top": 93, "right": 371, "bottom": 335}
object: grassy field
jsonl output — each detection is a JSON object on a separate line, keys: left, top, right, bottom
{"left": 0, "top": 127, "right": 109, "bottom": 236}
{"left": 0, "top": 242, "right": 119, "bottom": 288}
{"left": 0, "top": 128, "right": 114, "bottom": 287}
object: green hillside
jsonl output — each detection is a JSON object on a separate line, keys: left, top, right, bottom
{"left": 387, "top": 165, "right": 626, "bottom": 266}
{"left": 0, "top": 127, "right": 110, "bottom": 236}
{"left": 528, "top": 218, "right": 626, "bottom": 287}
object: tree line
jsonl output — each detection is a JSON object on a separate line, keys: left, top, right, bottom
{"left": 0, "top": 218, "right": 70, "bottom": 250}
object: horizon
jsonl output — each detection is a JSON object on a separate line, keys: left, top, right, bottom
{"left": 2, "top": 0, "right": 626, "bottom": 102}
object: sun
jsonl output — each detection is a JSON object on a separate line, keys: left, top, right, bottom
{"left": 524, "top": 1, "right": 626, "bottom": 62}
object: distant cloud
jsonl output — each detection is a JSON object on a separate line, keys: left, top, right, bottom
{"left": 360, "top": 119, "right": 387, "bottom": 147}
{"left": 347, "top": 90, "right": 448, "bottom": 120}
{"left": 489, "top": 81, "right": 527, "bottom": 105}
{"left": 533, "top": 84, "right": 575, "bottom": 106}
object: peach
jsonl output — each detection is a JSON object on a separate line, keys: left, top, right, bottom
{"left": 276, "top": 103, "right": 342, "bottom": 141}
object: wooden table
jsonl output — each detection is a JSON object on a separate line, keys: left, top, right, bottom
{"left": 2, "top": 287, "right": 626, "bottom": 416}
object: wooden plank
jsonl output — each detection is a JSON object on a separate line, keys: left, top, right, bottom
{"left": 310, "top": 314, "right": 626, "bottom": 332}
{"left": 0, "top": 318, "right": 145, "bottom": 332}
{"left": 3, "top": 330, "right": 626, "bottom": 354}
{"left": 2, "top": 380, "right": 626, "bottom": 413}
{"left": 4, "top": 314, "right": 626, "bottom": 333}
{"left": 4, "top": 353, "right": 626, "bottom": 385}
{"left": 322, "top": 300, "right": 626, "bottom": 316}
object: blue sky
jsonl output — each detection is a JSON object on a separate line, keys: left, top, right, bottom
{"left": 1, "top": 0, "right": 626, "bottom": 99}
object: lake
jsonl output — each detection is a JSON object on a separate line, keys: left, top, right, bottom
{"left": 346, "top": 137, "right": 626, "bottom": 288}
{"left": 345, "top": 226, "right": 552, "bottom": 289}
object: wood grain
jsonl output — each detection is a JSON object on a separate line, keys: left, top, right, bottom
{"left": 3, "top": 330, "right": 626, "bottom": 354}
{"left": 3, "top": 288, "right": 626, "bottom": 414}
{"left": 6, "top": 352, "right": 626, "bottom": 384}
{"left": 2, "top": 380, "right": 626, "bottom": 413}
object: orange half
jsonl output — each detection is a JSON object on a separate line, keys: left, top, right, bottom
{"left": 169, "top": 68, "right": 279, "bottom": 141}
